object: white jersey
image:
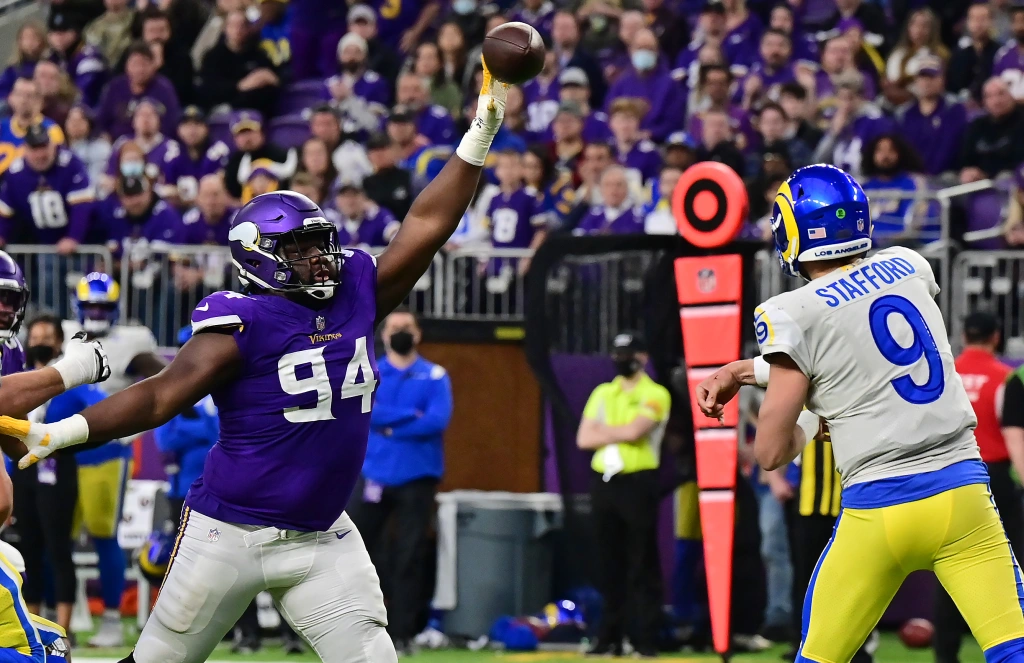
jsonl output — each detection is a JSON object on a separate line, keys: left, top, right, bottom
{"left": 62, "top": 321, "right": 158, "bottom": 395}
{"left": 755, "top": 246, "right": 979, "bottom": 487}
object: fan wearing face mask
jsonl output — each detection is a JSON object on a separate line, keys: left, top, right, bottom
{"left": 349, "top": 306, "right": 453, "bottom": 656}
{"left": 576, "top": 331, "right": 671, "bottom": 658}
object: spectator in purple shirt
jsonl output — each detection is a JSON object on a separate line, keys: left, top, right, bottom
{"left": 105, "top": 99, "right": 178, "bottom": 181}
{"left": 599, "top": 11, "right": 645, "bottom": 87}
{"left": 395, "top": 72, "right": 456, "bottom": 146}
{"left": 604, "top": 28, "right": 686, "bottom": 141}
{"left": 288, "top": 0, "right": 347, "bottom": 80}
{"left": 376, "top": 0, "right": 440, "bottom": 55}
{"left": 509, "top": 0, "right": 556, "bottom": 41}
{"left": 948, "top": 3, "right": 1001, "bottom": 106}
{"left": 816, "top": 0, "right": 888, "bottom": 54}
{"left": 642, "top": 0, "right": 689, "bottom": 61}
{"left": 721, "top": 0, "right": 762, "bottom": 74}
{"left": 47, "top": 9, "right": 108, "bottom": 109}
{"left": 522, "top": 51, "right": 562, "bottom": 142}
{"left": 768, "top": 4, "right": 817, "bottom": 65}
{"left": 994, "top": 5, "right": 1024, "bottom": 101}
{"left": 345, "top": 5, "right": 401, "bottom": 86}
{"left": 197, "top": 11, "right": 280, "bottom": 121}
{"left": 93, "top": 175, "right": 183, "bottom": 261}
{"left": 736, "top": 28, "right": 796, "bottom": 110}
{"left": 162, "top": 105, "right": 231, "bottom": 207}
{"left": 550, "top": 101, "right": 586, "bottom": 179}
{"left": 0, "top": 22, "right": 47, "bottom": 101}
{"left": 897, "top": 57, "right": 967, "bottom": 175}
{"left": 609, "top": 98, "right": 662, "bottom": 186}
{"left": 813, "top": 69, "right": 896, "bottom": 176}
{"left": 574, "top": 165, "right": 645, "bottom": 235}
{"left": 328, "top": 33, "right": 391, "bottom": 109}
{"left": 95, "top": 41, "right": 179, "bottom": 141}
{"left": 557, "top": 67, "right": 611, "bottom": 143}
{"left": 675, "top": 2, "right": 726, "bottom": 77}
{"left": 688, "top": 64, "right": 755, "bottom": 152}
{"left": 176, "top": 173, "right": 236, "bottom": 245}
{"left": 332, "top": 180, "right": 400, "bottom": 248}
{"left": 815, "top": 36, "right": 878, "bottom": 105}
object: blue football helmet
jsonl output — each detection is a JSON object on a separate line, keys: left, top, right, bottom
{"left": 771, "top": 164, "right": 872, "bottom": 279}
{"left": 73, "top": 272, "right": 120, "bottom": 335}
{"left": 136, "top": 523, "right": 177, "bottom": 585}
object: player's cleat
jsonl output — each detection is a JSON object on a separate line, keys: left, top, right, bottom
{"left": 88, "top": 612, "right": 124, "bottom": 647}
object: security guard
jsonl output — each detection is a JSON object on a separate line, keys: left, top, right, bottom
{"left": 577, "top": 332, "right": 671, "bottom": 659}
{"left": 350, "top": 306, "right": 453, "bottom": 656}
{"left": 936, "top": 312, "right": 1020, "bottom": 663}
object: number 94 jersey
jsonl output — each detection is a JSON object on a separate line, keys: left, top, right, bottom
{"left": 185, "top": 249, "right": 380, "bottom": 532}
{"left": 755, "top": 246, "right": 979, "bottom": 489}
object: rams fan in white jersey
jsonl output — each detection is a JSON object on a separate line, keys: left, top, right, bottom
{"left": 698, "top": 165, "right": 1024, "bottom": 663}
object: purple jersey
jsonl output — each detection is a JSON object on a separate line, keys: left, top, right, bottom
{"left": 374, "top": 0, "right": 422, "bottom": 51}
{"left": 733, "top": 61, "right": 797, "bottom": 103}
{"left": 485, "top": 188, "right": 546, "bottom": 248}
{"left": 50, "top": 45, "right": 107, "bottom": 108}
{"left": 828, "top": 109, "right": 897, "bottom": 175}
{"left": 616, "top": 139, "right": 663, "bottom": 184}
{"left": 336, "top": 204, "right": 399, "bottom": 248}
{"left": 815, "top": 68, "right": 878, "bottom": 102}
{"left": 93, "top": 193, "right": 184, "bottom": 258}
{"left": 105, "top": 134, "right": 178, "bottom": 178}
{"left": 177, "top": 206, "right": 238, "bottom": 245}
{"left": 0, "top": 62, "right": 37, "bottom": 100}
{"left": 95, "top": 74, "right": 181, "bottom": 141}
{"left": 0, "top": 338, "right": 25, "bottom": 378}
{"left": 522, "top": 77, "right": 560, "bottom": 136}
{"left": 0, "top": 148, "right": 93, "bottom": 244}
{"left": 163, "top": 140, "right": 233, "bottom": 202}
{"left": 897, "top": 97, "right": 968, "bottom": 175}
{"left": 328, "top": 70, "right": 391, "bottom": 107}
{"left": 509, "top": 1, "right": 556, "bottom": 39}
{"left": 573, "top": 205, "right": 645, "bottom": 235}
{"left": 723, "top": 14, "right": 763, "bottom": 71}
{"left": 185, "top": 250, "right": 380, "bottom": 531}
{"left": 994, "top": 41, "right": 1024, "bottom": 99}
{"left": 416, "top": 105, "right": 456, "bottom": 146}
{"left": 604, "top": 65, "right": 686, "bottom": 141}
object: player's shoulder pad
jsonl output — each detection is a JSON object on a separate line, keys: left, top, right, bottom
{"left": 638, "top": 139, "right": 657, "bottom": 152}
{"left": 192, "top": 291, "right": 255, "bottom": 333}
{"left": 429, "top": 105, "right": 449, "bottom": 118}
{"left": 183, "top": 207, "right": 201, "bottom": 225}
{"left": 8, "top": 158, "right": 23, "bottom": 174}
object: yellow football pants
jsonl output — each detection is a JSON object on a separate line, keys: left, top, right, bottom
{"left": 798, "top": 482, "right": 1024, "bottom": 663}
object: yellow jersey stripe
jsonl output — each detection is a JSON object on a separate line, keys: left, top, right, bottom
{"left": 158, "top": 507, "right": 190, "bottom": 597}
{"left": 820, "top": 442, "right": 833, "bottom": 516}
{"left": 800, "top": 440, "right": 816, "bottom": 516}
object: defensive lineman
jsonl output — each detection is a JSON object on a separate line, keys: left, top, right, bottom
{"left": 0, "top": 66, "right": 513, "bottom": 663}
{"left": 697, "top": 164, "right": 1024, "bottom": 663}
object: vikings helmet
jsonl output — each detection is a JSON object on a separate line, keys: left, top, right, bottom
{"left": 73, "top": 273, "right": 120, "bottom": 335}
{"left": 771, "top": 164, "right": 872, "bottom": 279}
{"left": 0, "top": 251, "right": 28, "bottom": 341}
{"left": 227, "top": 191, "right": 344, "bottom": 300}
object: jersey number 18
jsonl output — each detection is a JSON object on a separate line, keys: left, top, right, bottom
{"left": 868, "top": 294, "right": 944, "bottom": 405}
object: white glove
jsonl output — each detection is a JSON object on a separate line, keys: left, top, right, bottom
{"left": 456, "top": 58, "right": 510, "bottom": 167}
{"left": 52, "top": 331, "right": 111, "bottom": 389}
{"left": 0, "top": 414, "right": 91, "bottom": 469}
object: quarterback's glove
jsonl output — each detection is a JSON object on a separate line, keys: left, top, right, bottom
{"left": 0, "top": 414, "right": 90, "bottom": 469}
{"left": 52, "top": 331, "right": 111, "bottom": 389}
{"left": 455, "top": 57, "right": 510, "bottom": 167}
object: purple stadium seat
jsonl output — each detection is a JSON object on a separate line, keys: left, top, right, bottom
{"left": 278, "top": 80, "right": 329, "bottom": 115}
{"left": 267, "top": 114, "right": 311, "bottom": 150}
{"left": 965, "top": 189, "right": 1008, "bottom": 250}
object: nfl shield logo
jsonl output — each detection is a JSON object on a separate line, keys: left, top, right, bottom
{"left": 207, "top": 528, "right": 220, "bottom": 543}
{"left": 697, "top": 268, "right": 716, "bottom": 294}
{"left": 315, "top": 315, "right": 326, "bottom": 331}
{"left": 857, "top": 218, "right": 865, "bottom": 232}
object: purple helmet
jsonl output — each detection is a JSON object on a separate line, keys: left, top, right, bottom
{"left": 227, "top": 191, "right": 344, "bottom": 300}
{"left": 0, "top": 251, "right": 28, "bottom": 340}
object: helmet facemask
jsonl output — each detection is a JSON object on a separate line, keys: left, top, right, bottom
{"left": 235, "top": 219, "right": 345, "bottom": 300}
{"left": 0, "top": 281, "right": 27, "bottom": 340}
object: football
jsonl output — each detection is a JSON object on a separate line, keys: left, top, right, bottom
{"left": 482, "top": 22, "right": 546, "bottom": 85}
{"left": 898, "top": 618, "right": 935, "bottom": 649}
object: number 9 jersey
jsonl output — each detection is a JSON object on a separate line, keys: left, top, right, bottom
{"left": 755, "top": 246, "right": 979, "bottom": 490}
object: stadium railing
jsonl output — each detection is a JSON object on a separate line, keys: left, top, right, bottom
{"left": 4, "top": 244, "right": 114, "bottom": 320}
{"left": 951, "top": 250, "right": 1024, "bottom": 357}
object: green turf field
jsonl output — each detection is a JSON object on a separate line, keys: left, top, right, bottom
{"left": 72, "top": 630, "right": 985, "bottom": 662}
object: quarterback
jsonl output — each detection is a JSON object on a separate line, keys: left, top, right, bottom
{"left": 698, "top": 164, "right": 1024, "bottom": 663}
{"left": 0, "top": 65, "right": 512, "bottom": 663}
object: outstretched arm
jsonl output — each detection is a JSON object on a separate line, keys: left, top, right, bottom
{"left": 695, "top": 357, "right": 770, "bottom": 421}
{"left": 3, "top": 331, "right": 241, "bottom": 468}
{"left": 376, "top": 62, "right": 509, "bottom": 320}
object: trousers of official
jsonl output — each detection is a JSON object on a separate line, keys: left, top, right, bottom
{"left": 934, "top": 461, "right": 1024, "bottom": 663}
{"left": 591, "top": 469, "right": 663, "bottom": 651}
{"left": 132, "top": 509, "right": 396, "bottom": 663}
{"left": 11, "top": 453, "right": 78, "bottom": 605}
{"left": 349, "top": 477, "right": 438, "bottom": 643}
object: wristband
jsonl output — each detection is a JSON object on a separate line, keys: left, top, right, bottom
{"left": 795, "top": 410, "right": 819, "bottom": 446}
{"left": 753, "top": 356, "right": 770, "bottom": 387}
{"left": 455, "top": 123, "right": 495, "bottom": 167}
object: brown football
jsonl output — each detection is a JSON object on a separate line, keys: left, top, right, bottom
{"left": 898, "top": 618, "right": 934, "bottom": 649}
{"left": 482, "top": 22, "right": 545, "bottom": 85}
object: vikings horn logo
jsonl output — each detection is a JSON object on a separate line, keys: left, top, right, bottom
{"left": 228, "top": 221, "right": 261, "bottom": 252}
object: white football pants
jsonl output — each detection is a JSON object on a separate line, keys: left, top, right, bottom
{"left": 134, "top": 508, "right": 397, "bottom": 663}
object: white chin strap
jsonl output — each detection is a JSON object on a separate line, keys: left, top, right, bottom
{"left": 82, "top": 318, "right": 111, "bottom": 334}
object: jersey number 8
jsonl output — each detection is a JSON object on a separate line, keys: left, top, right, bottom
{"left": 277, "top": 337, "right": 377, "bottom": 422}
{"left": 868, "top": 294, "right": 944, "bottom": 405}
